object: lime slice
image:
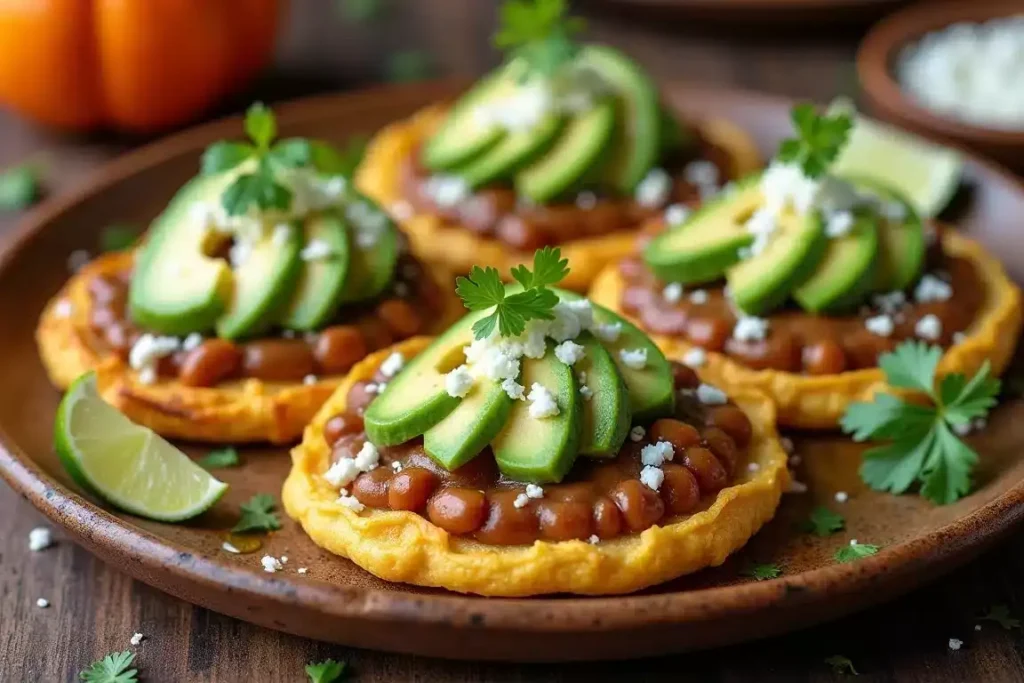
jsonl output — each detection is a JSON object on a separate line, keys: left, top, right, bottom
{"left": 54, "top": 373, "right": 228, "bottom": 522}
{"left": 832, "top": 114, "right": 962, "bottom": 219}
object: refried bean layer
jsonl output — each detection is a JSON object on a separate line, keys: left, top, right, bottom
{"left": 86, "top": 254, "right": 445, "bottom": 387}
{"left": 401, "top": 124, "right": 735, "bottom": 251}
{"left": 620, "top": 228, "right": 981, "bottom": 374}
{"left": 322, "top": 361, "right": 749, "bottom": 546}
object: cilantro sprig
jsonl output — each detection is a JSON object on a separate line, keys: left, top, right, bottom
{"left": 494, "top": 0, "right": 586, "bottom": 78}
{"left": 456, "top": 246, "right": 568, "bottom": 339}
{"left": 80, "top": 650, "right": 138, "bottom": 683}
{"left": 201, "top": 103, "right": 348, "bottom": 217}
{"left": 776, "top": 103, "right": 853, "bottom": 179}
{"left": 306, "top": 658, "right": 347, "bottom": 683}
{"left": 840, "top": 341, "right": 999, "bottom": 505}
{"left": 232, "top": 493, "right": 282, "bottom": 534}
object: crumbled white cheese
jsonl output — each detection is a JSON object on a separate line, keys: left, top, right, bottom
{"left": 353, "top": 441, "right": 380, "bottom": 471}
{"left": 634, "top": 168, "right": 672, "bottom": 208}
{"left": 261, "top": 555, "right": 283, "bottom": 573}
{"left": 865, "top": 314, "right": 895, "bottom": 337}
{"left": 592, "top": 322, "right": 622, "bottom": 343}
{"left": 835, "top": 491, "right": 849, "bottom": 503}
{"left": 683, "top": 160, "right": 720, "bottom": 189}
{"left": 424, "top": 175, "right": 470, "bottom": 208}
{"left": 303, "top": 374, "right": 318, "bottom": 386}
{"left": 67, "top": 249, "right": 90, "bottom": 273}
{"left": 915, "top": 313, "right": 943, "bottom": 341}
{"left": 36, "top": 598, "right": 49, "bottom": 608}
{"left": 949, "top": 638, "right": 964, "bottom": 652}
{"left": 513, "top": 493, "right": 530, "bottom": 509}
{"left": 914, "top": 274, "right": 953, "bottom": 303}
{"left": 445, "top": 365, "right": 474, "bottom": 398}
{"left": 28, "top": 527, "right": 53, "bottom": 552}
{"left": 619, "top": 348, "right": 648, "bottom": 370}
{"left": 380, "top": 351, "right": 405, "bottom": 378}
{"left": 639, "top": 465, "right": 665, "bottom": 491}
{"left": 733, "top": 316, "right": 770, "bottom": 342}
{"left": 683, "top": 347, "right": 707, "bottom": 368}
{"left": 662, "top": 282, "right": 684, "bottom": 304}
{"left": 323, "top": 457, "right": 360, "bottom": 489}
{"left": 53, "top": 299, "right": 73, "bottom": 318}
{"left": 300, "top": 239, "right": 334, "bottom": 262}
{"left": 575, "top": 191, "right": 597, "bottom": 210}
{"left": 696, "top": 383, "right": 728, "bottom": 405}
{"left": 501, "top": 377, "right": 526, "bottom": 400}
{"left": 664, "top": 203, "right": 691, "bottom": 226}
{"left": 554, "top": 340, "right": 586, "bottom": 366}
{"left": 579, "top": 385, "right": 593, "bottom": 401}
{"left": 641, "top": 441, "right": 675, "bottom": 467}
{"left": 337, "top": 492, "right": 366, "bottom": 513}
{"left": 629, "top": 426, "right": 646, "bottom": 442}
{"left": 130, "top": 633, "right": 144, "bottom": 646}
{"left": 689, "top": 289, "right": 709, "bottom": 305}
{"left": 527, "top": 382, "right": 560, "bottom": 419}
{"left": 222, "top": 542, "right": 241, "bottom": 554}
{"left": 825, "top": 211, "right": 855, "bottom": 238}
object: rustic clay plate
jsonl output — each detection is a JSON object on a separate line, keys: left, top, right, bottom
{"left": 590, "top": 0, "right": 910, "bottom": 24}
{"left": 2, "top": 83, "right": 1024, "bottom": 663}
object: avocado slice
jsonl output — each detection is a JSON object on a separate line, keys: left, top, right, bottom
{"left": 363, "top": 310, "right": 486, "bottom": 446}
{"left": 128, "top": 174, "right": 234, "bottom": 336}
{"left": 643, "top": 176, "right": 760, "bottom": 285}
{"left": 280, "top": 211, "right": 351, "bottom": 331}
{"left": 578, "top": 45, "right": 661, "bottom": 194}
{"left": 454, "top": 113, "right": 565, "bottom": 188}
{"left": 575, "top": 332, "right": 631, "bottom": 457}
{"left": 491, "top": 348, "right": 581, "bottom": 483}
{"left": 515, "top": 100, "right": 615, "bottom": 203}
{"left": 422, "top": 71, "right": 513, "bottom": 172}
{"left": 337, "top": 192, "right": 399, "bottom": 304}
{"left": 216, "top": 221, "right": 303, "bottom": 340}
{"left": 851, "top": 178, "right": 926, "bottom": 293}
{"left": 793, "top": 214, "right": 879, "bottom": 313}
{"left": 424, "top": 375, "right": 514, "bottom": 470}
{"left": 726, "top": 208, "right": 828, "bottom": 316}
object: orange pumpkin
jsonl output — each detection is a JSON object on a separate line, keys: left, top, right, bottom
{"left": 0, "top": 0, "right": 282, "bottom": 132}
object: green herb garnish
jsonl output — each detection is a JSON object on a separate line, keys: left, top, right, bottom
{"left": 980, "top": 604, "right": 1020, "bottom": 630}
{"left": 825, "top": 655, "right": 859, "bottom": 675}
{"left": 456, "top": 246, "right": 568, "bottom": 340}
{"left": 100, "top": 225, "right": 139, "bottom": 253}
{"left": 494, "top": 0, "right": 586, "bottom": 79}
{"left": 232, "top": 493, "right": 281, "bottom": 534}
{"left": 840, "top": 341, "right": 999, "bottom": 505}
{"left": 198, "top": 447, "right": 240, "bottom": 470}
{"left": 0, "top": 164, "right": 40, "bottom": 211}
{"left": 306, "top": 659, "right": 347, "bottom": 683}
{"left": 80, "top": 651, "right": 138, "bottom": 683}
{"left": 740, "top": 563, "right": 782, "bottom": 581}
{"left": 834, "top": 542, "right": 880, "bottom": 564}
{"left": 776, "top": 103, "right": 853, "bottom": 179}
{"left": 801, "top": 506, "right": 845, "bottom": 537}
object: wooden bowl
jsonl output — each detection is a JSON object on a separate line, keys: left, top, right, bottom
{"left": 2, "top": 82, "right": 1024, "bottom": 662}
{"left": 857, "top": 0, "right": 1024, "bottom": 171}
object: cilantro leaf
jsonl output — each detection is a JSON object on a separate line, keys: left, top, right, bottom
{"left": 834, "top": 543, "right": 880, "bottom": 563}
{"left": 741, "top": 563, "right": 781, "bottom": 581}
{"left": 825, "top": 655, "right": 858, "bottom": 675}
{"left": 776, "top": 103, "right": 852, "bottom": 179}
{"left": 199, "top": 447, "right": 240, "bottom": 469}
{"left": 100, "top": 225, "right": 138, "bottom": 253}
{"left": 245, "top": 102, "right": 277, "bottom": 150}
{"left": 980, "top": 604, "right": 1020, "bottom": 630}
{"left": 0, "top": 164, "right": 40, "bottom": 211}
{"left": 201, "top": 141, "right": 255, "bottom": 175}
{"left": 80, "top": 650, "right": 138, "bottom": 683}
{"left": 494, "top": 0, "right": 585, "bottom": 78}
{"left": 306, "top": 658, "right": 347, "bottom": 683}
{"left": 233, "top": 493, "right": 281, "bottom": 534}
{"left": 802, "top": 507, "right": 845, "bottom": 537}
{"left": 840, "top": 341, "right": 1000, "bottom": 505}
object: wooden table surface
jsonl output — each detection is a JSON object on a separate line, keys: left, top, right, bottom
{"left": 3, "top": 1, "right": 1023, "bottom": 681}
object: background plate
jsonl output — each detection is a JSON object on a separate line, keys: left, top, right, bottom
{"left": 2, "top": 83, "right": 1024, "bottom": 662}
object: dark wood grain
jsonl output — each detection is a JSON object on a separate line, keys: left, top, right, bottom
{"left": 1, "top": 0, "right": 1022, "bottom": 680}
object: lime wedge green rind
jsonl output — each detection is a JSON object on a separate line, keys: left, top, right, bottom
{"left": 54, "top": 373, "right": 228, "bottom": 522}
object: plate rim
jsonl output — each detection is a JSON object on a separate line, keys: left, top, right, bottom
{"left": 3, "top": 81, "right": 1024, "bottom": 635}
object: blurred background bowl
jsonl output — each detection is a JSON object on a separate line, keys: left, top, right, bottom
{"left": 857, "top": 0, "right": 1024, "bottom": 171}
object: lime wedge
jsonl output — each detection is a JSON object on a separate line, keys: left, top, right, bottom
{"left": 54, "top": 373, "right": 228, "bottom": 522}
{"left": 832, "top": 114, "right": 962, "bottom": 219}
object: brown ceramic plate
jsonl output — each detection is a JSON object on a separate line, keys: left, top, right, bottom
{"left": 2, "top": 83, "right": 1024, "bottom": 663}
{"left": 857, "top": 0, "right": 1024, "bottom": 171}
{"left": 590, "top": 0, "right": 910, "bottom": 24}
